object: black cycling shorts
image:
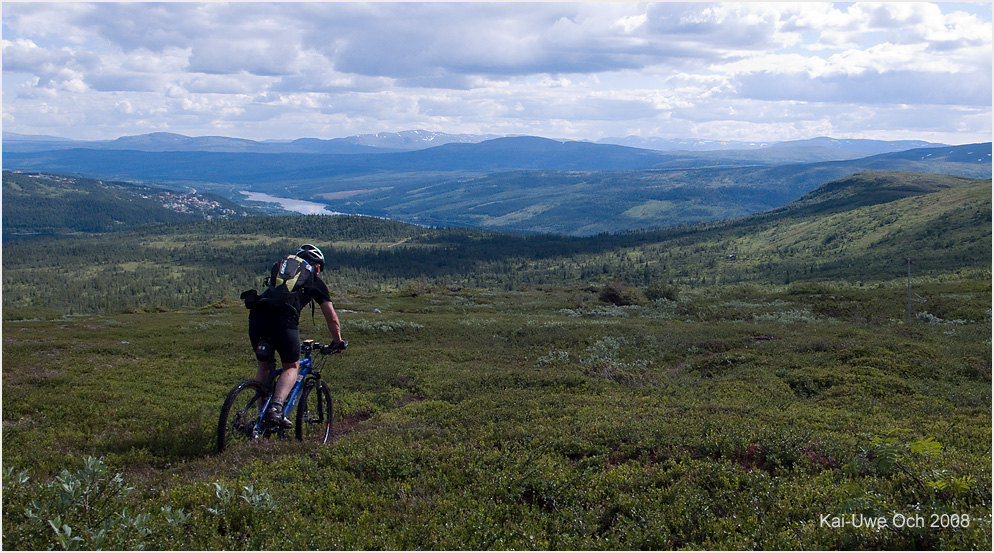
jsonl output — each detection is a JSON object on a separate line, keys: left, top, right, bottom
{"left": 249, "top": 316, "right": 301, "bottom": 365}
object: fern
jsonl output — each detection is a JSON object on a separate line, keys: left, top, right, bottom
{"left": 869, "top": 436, "right": 902, "bottom": 475}
{"left": 910, "top": 437, "right": 942, "bottom": 456}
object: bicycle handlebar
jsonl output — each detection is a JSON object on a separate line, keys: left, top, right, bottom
{"left": 300, "top": 339, "right": 348, "bottom": 356}
{"left": 320, "top": 341, "right": 348, "bottom": 355}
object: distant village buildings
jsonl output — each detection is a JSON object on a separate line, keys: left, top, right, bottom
{"left": 15, "top": 171, "right": 238, "bottom": 220}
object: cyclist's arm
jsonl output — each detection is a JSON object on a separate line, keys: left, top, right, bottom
{"left": 320, "top": 301, "right": 344, "bottom": 344}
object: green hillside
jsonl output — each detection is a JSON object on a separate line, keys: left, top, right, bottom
{"left": 780, "top": 171, "right": 983, "bottom": 215}
{"left": 2, "top": 171, "right": 989, "bottom": 319}
{"left": 2, "top": 171, "right": 255, "bottom": 237}
{"left": 2, "top": 170, "right": 990, "bottom": 550}
{"left": 636, "top": 171, "right": 993, "bottom": 286}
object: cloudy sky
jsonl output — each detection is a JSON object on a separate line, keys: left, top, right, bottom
{"left": 3, "top": 2, "right": 991, "bottom": 144}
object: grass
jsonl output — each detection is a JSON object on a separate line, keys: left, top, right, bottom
{"left": 3, "top": 279, "right": 990, "bottom": 550}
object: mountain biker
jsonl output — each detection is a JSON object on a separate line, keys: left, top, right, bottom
{"left": 245, "top": 244, "right": 346, "bottom": 428}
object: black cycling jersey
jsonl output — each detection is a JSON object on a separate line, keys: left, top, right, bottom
{"left": 250, "top": 272, "right": 332, "bottom": 329}
{"left": 248, "top": 273, "right": 332, "bottom": 365}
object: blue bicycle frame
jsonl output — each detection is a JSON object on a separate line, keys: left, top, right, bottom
{"left": 219, "top": 338, "right": 343, "bottom": 451}
{"left": 252, "top": 340, "right": 320, "bottom": 438}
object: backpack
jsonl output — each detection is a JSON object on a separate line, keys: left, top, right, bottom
{"left": 242, "top": 254, "right": 316, "bottom": 318}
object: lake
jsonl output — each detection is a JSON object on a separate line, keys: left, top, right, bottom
{"left": 238, "top": 190, "right": 427, "bottom": 228}
{"left": 240, "top": 191, "right": 343, "bottom": 215}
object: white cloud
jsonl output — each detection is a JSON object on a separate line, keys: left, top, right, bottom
{"left": 616, "top": 13, "right": 648, "bottom": 34}
{"left": 2, "top": 38, "right": 71, "bottom": 72}
{"left": 185, "top": 73, "right": 273, "bottom": 95}
{"left": 187, "top": 36, "right": 301, "bottom": 77}
{"left": 1, "top": 2, "right": 989, "bottom": 143}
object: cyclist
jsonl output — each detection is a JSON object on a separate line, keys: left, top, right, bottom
{"left": 245, "top": 244, "right": 346, "bottom": 428}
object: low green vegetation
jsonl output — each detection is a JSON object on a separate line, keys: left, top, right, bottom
{"left": 2, "top": 281, "right": 990, "bottom": 549}
{"left": 2, "top": 169, "right": 991, "bottom": 549}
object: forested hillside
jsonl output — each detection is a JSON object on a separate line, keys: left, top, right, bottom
{"left": 334, "top": 145, "right": 992, "bottom": 235}
{"left": 2, "top": 171, "right": 255, "bottom": 237}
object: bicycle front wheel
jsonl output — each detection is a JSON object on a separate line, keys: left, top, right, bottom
{"left": 218, "top": 379, "right": 267, "bottom": 452}
{"left": 295, "top": 378, "right": 333, "bottom": 444}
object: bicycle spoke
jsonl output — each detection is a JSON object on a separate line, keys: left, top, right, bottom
{"left": 218, "top": 380, "right": 268, "bottom": 452}
{"left": 296, "top": 378, "right": 333, "bottom": 444}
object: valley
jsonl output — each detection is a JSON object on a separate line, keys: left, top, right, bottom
{"left": 4, "top": 134, "right": 990, "bottom": 235}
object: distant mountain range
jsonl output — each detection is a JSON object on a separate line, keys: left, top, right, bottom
{"left": 595, "top": 135, "right": 946, "bottom": 155}
{"left": 2, "top": 136, "right": 676, "bottom": 182}
{"left": 2, "top": 130, "right": 504, "bottom": 155}
{"left": 3, "top": 130, "right": 947, "bottom": 158}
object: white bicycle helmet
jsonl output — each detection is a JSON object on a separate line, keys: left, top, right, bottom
{"left": 296, "top": 243, "right": 325, "bottom": 270}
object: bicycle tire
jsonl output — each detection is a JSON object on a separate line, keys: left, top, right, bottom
{"left": 218, "top": 379, "right": 268, "bottom": 452}
{"left": 295, "top": 377, "right": 333, "bottom": 444}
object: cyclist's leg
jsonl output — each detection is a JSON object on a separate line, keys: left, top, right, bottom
{"left": 270, "top": 326, "right": 301, "bottom": 403}
{"left": 249, "top": 313, "right": 277, "bottom": 388}
{"left": 265, "top": 327, "right": 301, "bottom": 428}
{"left": 250, "top": 340, "right": 275, "bottom": 406}
{"left": 254, "top": 359, "right": 274, "bottom": 390}
{"left": 253, "top": 360, "right": 274, "bottom": 410}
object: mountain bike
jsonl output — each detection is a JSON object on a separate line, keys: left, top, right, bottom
{"left": 217, "top": 339, "right": 346, "bottom": 452}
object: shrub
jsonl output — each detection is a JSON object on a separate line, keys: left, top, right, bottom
{"left": 349, "top": 318, "right": 424, "bottom": 333}
{"left": 1, "top": 456, "right": 185, "bottom": 550}
{"left": 398, "top": 278, "right": 436, "bottom": 297}
{"left": 599, "top": 279, "right": 646, "bottom": 306}
{"left": 645, "top": 281, "right": 680, "bottom": 302}
{"left": 580, "top": 336, "right": 654, "bottom": 387}
{"left": 753, "top": 309, "right": 825, "bottom": 324}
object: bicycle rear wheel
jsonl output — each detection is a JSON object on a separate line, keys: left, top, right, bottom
{"left": 295, "top": 378, "right": 333, "bottom": 444}
{"left": 218, "top": 379, "right": 267, "bottom": 452}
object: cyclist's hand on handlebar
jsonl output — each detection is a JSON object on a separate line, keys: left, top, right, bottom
{"left": 321, "top": 340, "right": 348, "bottom": 354}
